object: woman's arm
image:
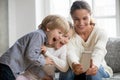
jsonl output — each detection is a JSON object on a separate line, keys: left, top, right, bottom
{"left": 92, "top": 29, "right": 108, "bottom": 68}
{"left": 67, "top": 37, "right": 80, "bottom": 69}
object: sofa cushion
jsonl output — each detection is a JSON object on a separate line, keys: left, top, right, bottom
{"left": 113, "top": 72, "right": 120, "bottom": 78}
{"left": 105, "top": 38, "right": 120, "bottom": 73}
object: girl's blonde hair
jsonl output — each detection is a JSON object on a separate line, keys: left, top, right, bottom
{"left": 68, "top": 21, "right": 75, "bottom": 37}
{"left": 90, "top": 18, "right": 95, "bottom": 26}
{"left": 39, "top": 15, "right": 70, "bottom": 34}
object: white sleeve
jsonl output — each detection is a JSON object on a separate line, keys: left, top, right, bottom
{"left": 67, "top": 38, "right": 80, "bottom": 69}
{"left": 44, "top": 46, "right": 69, "bottom": 72}
{"left": 92, "top": 29, "right": 108, "bottom": 68}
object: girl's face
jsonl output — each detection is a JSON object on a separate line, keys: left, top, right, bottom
{"left": 54, "top": 29, "right": 73, "bottom": 49}
{"left": 71, "top": 9, "right": 91, "bottom": 34}
{"left": 46, "top": 28, "right": 64, "bottom": 47}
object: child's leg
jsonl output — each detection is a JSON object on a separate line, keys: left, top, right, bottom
{"left": 59, "top": 68, "right": 74, "bottom": 80}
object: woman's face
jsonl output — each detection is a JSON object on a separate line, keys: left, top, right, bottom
{"left": 71, "top": 9, "right": 91, "bottom": 34}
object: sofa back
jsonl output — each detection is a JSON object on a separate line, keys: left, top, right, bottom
{"left": 105, "top": 38, "right": 120, "bottom": 73}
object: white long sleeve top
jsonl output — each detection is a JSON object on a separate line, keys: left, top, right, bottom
{"left": 67, "top": 27, "right": 113, "bottom": 77}
{"left": 44, "top": 45, "right": 69, "bottom": 72}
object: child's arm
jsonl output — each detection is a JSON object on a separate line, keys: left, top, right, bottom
{"left": 24, "top": 32, "right": 51, "bottom": 67}
{"left": 43, "top": 45, "right": 69, "bottom": 72}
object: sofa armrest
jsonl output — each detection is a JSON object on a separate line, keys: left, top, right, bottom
{"left": 105, "top": 37, "right": 120, "bottom": 73}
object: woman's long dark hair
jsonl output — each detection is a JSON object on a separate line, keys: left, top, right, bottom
{"left": 70, "top": 0, "right": 91, "bottom": 15}
{"left": 70, "top": 0, "right": 95, "bottom": 26}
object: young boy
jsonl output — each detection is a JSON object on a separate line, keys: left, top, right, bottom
{"left": 16, "top": 22, "right": 74, "bottom": 80}
{"left": 0, "top": 15, "right": 69, "bottom": 80}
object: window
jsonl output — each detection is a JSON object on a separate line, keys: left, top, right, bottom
{"left": 50, "top": 0, "right": 70, "bottom": 20}
{"left": 92, "top": 0, "right": 116, "bottom": 37}
{"left": 49, "top": 0, "right": 118, "bottom": 37}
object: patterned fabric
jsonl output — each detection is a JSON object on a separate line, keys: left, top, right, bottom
{"left": 105, "top": 38, "right": 120, "bottom": 73}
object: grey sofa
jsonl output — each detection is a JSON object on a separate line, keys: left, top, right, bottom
{"left": 105, "top": 37, "right": 120, "bottom": 79}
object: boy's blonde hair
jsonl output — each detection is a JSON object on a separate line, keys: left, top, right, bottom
{"left": 39, "top": 15, "right": 70, "bottom": 34}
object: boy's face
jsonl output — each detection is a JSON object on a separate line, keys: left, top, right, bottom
{"left": 54, "top": 29, "right": 73, "bottom": 49}
{"left": 46, "top": 28, "right": 64, "bottom": 47}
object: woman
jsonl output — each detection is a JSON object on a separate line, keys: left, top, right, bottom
{"left": 60, "top": 1, "right": 113, "bottom": 80}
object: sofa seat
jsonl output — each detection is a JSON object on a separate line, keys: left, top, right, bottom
{"left": 113, "top": 73, "right": 120, "bottom": 78}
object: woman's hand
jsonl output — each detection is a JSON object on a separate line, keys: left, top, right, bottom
{"left": 72, "top": 63, "right": 83, "bottom": 75}
{"left": 86, "top": 59, "right": 98, "bottom": 75}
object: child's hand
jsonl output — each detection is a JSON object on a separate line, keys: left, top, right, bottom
{"left": 41, "top": 45, "right": 47, "bottom": 54}
{"left": 45, "top": 57, "right": 54, "bottom": 65}
{"left": 72, "top": 63, "right": 83, "bottom": 75}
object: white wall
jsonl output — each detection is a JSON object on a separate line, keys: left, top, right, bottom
{"left": 116, "top": 0, "right": 120, "bottom": 36}
{"left": 8, "top": 0, "right": 50, "bottom": 47}
{"left": 0, "top": 0, "right": 8, "bottom": 54}
{"left": 35, "top": 0, "right": 51, "bottom": 27}
{"left": 8, "top": 0, "right": 36, "bottom": 47}
{"left": 35, "top": 0, "right": 45, "bottom": 27}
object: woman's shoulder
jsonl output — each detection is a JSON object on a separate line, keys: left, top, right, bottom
{"left": 67, "top": 33, "right": 83, "bottom": 48}
{"left": 93, "top": 26, "right": 107, "bottom": 36}
{"left": 70, "top": 33, "right": 83, "bottom": 43}
{"left": 94, "top": 26, "right": 106, "bottom": 32}
{"left": 93, "top": 26, "right": 108, "bottom": 40}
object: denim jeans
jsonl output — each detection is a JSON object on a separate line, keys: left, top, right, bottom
{"left": 59, "top": 65, "right": 110, "bottom": 80}
{"left": 86, "top": 65, "right": 110, "bottom": 80}
{"left": 59, "top": 68, "right": 74, "bottom": 80}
